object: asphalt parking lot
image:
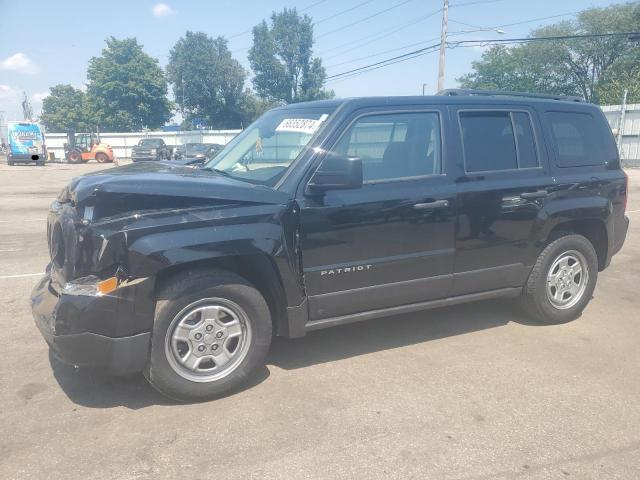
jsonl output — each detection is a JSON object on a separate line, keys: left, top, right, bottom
{"left": 0, "top": 161, "right": 639, "bottom": 480}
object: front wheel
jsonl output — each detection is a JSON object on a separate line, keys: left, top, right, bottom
{"left": 67, "top": 151, "right": 82, "bottom": 164}
{"left": 520, "top": 234, "right": 598, "bottom": 324}
{"left": 95, "top": 152, "right": 111, "bottom": 163}
{"left": 145, "top": 270, "right": 272, "bottom": 402}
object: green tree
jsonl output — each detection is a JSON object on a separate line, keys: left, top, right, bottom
{"left": 249, "top": 8, "right": 333, "bottom": 103}
{"left": 238, "top": 90, "right": 282, "bottom": 127}
{"left": 597, "top": 47, "right": 640, "bottom": 104}
{"left": 458, "top": 2, "right": 640, "bottom": 103}
{"left": 40, "top": 84, "right": 92, "bottom": 133}
{"left": 167, "top": 31, "right": 247, "bottom": 129}
{"left": 87, "top": 37, "right": 172, "bottom": 131}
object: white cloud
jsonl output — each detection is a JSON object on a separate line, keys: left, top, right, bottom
{"left": 152, "top": 3, "right": 175, "bottom": 16}
{"left": 0, "top": 53, "right": 38, "bottom": 74}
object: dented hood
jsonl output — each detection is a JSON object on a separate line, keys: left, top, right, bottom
{"left": 59, "top": 161, "right": 290, "bottom": 206}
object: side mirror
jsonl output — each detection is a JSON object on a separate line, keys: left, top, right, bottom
{"left": 307, "top": 154, "right": 363, "bottom": 193}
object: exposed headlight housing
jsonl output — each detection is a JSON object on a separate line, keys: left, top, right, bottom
{"left": 62, "top": 275, "right": 119, "bottom": 296}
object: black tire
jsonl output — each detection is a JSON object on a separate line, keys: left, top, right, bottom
{"left": 520, "top": 234, "right": 598, "bottom": 324}
{"left": 95, "top": 152, "right": 110, "bottom": 163}
{"left": 7, "top": 157, "right": 14, "bottom": 166}
{"left": 67, "top": 151, "right": 82, "bottom": 164}
{"left": 144, "top": 269, "right": 272, "bottom": 402}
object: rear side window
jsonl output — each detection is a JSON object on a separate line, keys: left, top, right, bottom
{"left": 547, "top": 112, "right": 605, "bottom": 167}
{"left": 459, "top": 111, "right": 539, "bottom": 173}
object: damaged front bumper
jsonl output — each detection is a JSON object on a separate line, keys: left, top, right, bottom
{"left": 30, "top": 271, "right": 154, "bottom": 375}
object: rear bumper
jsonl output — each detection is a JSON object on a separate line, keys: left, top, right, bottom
{"left": 131, "top": 155, "right": 159, "bottom": 162}
{"left": 612, "top": 215, "right": 629, "bottom": 256}
{"left": 30, "top": 274, "right": 151, "bottom": 375}
{"left": 8, "top": 153, "right": 44, "bottom": 162}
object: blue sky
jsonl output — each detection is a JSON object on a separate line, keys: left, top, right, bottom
{"left": 0, "top": 0, "right": 623, "bottom": 122}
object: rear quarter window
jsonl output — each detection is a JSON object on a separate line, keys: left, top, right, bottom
{"left": 546, "top": 111, "right": 606, "bottom": 168}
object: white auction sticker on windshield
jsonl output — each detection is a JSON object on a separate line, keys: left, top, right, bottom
{"left": 276, "top": 118, "right": 325, "bottom": 134}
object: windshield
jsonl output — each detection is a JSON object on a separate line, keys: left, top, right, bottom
{"left": 204, "top": 107, "right": 335, "bottom": 186}
{"left": 139, "top": 139, "right": 163, "bottom": 147}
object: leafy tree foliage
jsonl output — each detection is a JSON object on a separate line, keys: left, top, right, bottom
{"left": 87, "top": 37, "right": 172, "bottom": 131}
{"left": 458, "top": 2, "right": 640, "bottom": 103}
{"left": 249, "top": 8, "right": 333, "bottom": 103}
{"left": 167, "top": 32, "right": 248, "bottom": 129}
{"left": 40, "top": 85, "right": 92, "bottom": 133}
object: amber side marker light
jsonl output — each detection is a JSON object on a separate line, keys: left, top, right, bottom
{"left": 97, "top": 277, "right": 119, "bottom": 295}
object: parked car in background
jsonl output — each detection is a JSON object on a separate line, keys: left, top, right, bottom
{"left": 131, "top": 138, "right": 171, "bottom": 162}
{"left": 6, "top": 121, "right": 46, "bottom": 166}
{"left": 171, "top": 143, "right": 224, "bottom": 166}
{"left": 32, "top": 91, "right": 629, "bottom": 402}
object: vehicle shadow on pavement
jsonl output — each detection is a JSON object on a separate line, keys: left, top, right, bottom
{"left": 268, "top": 299, "right": 534, "bottom": 370}
{"left": 48, "top": 351, "right": 270, "bottom": 409}
{"left": 48, "top": 299, "right": 531, "bottom": 408}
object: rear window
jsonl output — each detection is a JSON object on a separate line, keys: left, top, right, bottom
{"left": 139, "top": 139, "right": 163, "bottom": 147}
{"left": 547, "top": 112, "right": 605, "bottom": 167}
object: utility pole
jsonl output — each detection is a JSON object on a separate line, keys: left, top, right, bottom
{"left": 616, "top": 88, "right": 628, "bottom": 156}
{"left": 437, "top": 0, "right": 449, "bottom": 92}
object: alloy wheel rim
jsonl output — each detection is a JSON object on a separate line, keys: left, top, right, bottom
{"left": 164, "top": 298, "right": 252, "bottom": 383}
{"left": 546, "top": 250, "right": 589, "bottom": 310}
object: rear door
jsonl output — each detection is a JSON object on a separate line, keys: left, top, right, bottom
{"left": 450, "top": 105, "right": 555, "bottom": 296}
{"left": 299, "top": 107, "right": 456, "bottom": 320}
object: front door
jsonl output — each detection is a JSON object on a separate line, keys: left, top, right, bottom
{"left": 450, "top": 106, "right": 555, "bottom": 295}
{"left": 299, "top": 109, "right": 456, "bottom": 320}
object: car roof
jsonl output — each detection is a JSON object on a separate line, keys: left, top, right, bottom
{"left": 278, "top": 95, "right": 600, "bottom": 113}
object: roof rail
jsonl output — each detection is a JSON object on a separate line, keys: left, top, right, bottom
{"left": 437, "top": 88, "right": 585, "bottom": 103}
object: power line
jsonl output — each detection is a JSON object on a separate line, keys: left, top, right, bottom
{"left": 449, "top": 0, "right": 506, "bottom": 7}
{"left": 326, "top": 36, "right": 441, "bottom": 69}
{"left": 326, "top": 47, "right": 441, "bottom": 83}
{"left": 448, "top": 10, "right": 583, "bottom": 34}
{"left": 326, "top": 31, "right": 640, "bottom": 81}
{"left": 319, "top": 8, "right": 442, "bottom": 59}
{"left": 314, "top": 0, "right": 376, "bottom": 24}
{"left": 227, "top": 0, "right": 333, "bottom": 40}
{"left": 449, "top": 31, "right": 640, "bottom": 46}
{"left": 317, "top": 0, "right": 418, "bottom": 39}
{"left": 327, "top": 42, "right": 441, "bottom": 79}
{"left": 302, "top": 0, "right": 332, "bottom": 12}
{"left": 231, "top": 0, "right": 383, "bottom": 53}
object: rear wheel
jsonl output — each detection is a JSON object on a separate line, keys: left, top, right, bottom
{"left": 7, "top": 157, "right": 14, "bottom": 166}
{"left": 145, "top": 270, "right": 272, "bottom": 402}
{"left": 520, "top": 234, "right": 598, "bottom": 324}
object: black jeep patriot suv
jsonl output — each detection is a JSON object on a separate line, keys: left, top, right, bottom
{"left": 31, "top": 90, "right": 629, "bottom": 401}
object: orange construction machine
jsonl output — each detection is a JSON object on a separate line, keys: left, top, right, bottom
{"left": 64, "top": 131, "right": 115, "bottom": 163}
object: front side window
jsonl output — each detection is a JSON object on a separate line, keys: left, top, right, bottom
{"left": 206, "top": 107, "right": 334, "bottom": 186}
{"left": 331, "top": 111, "right": 441, "bottom": 182}
{"left": 460, "top": 110, "right": 539, "bottom": 172}
{"left": 547, "top": 111, "right": 605, "bottom": 167}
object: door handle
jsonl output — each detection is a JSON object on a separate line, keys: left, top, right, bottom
{"left": 413, "top": 199, "right": 449, "bottom": 210}
{"left": 520, "top": 190, "right": 548, "bottom": 200}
